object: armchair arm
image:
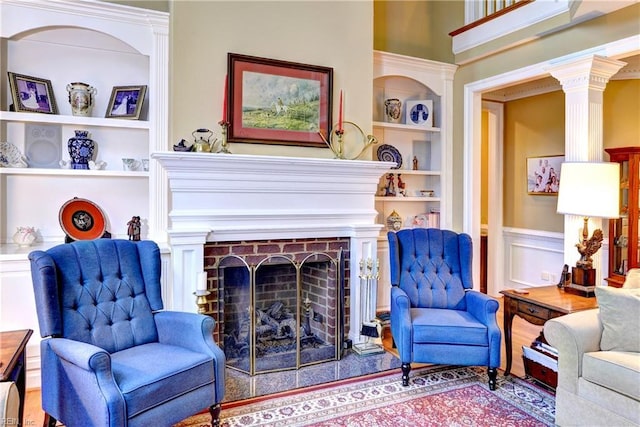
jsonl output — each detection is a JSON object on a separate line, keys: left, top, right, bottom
{"left": 155, "top": 311, "right": 226, "bottom": 403}
{"left": 390, "top": 286, "right": 413, "bottom": 364}
{"left": 465, "top": 290, "right": 501, "bottom": 367}
{"left": 44, "top": 338, "right": 125, "bottom": 424}
{"left": 544, "top": 309, "right": 602, "bottom": 394}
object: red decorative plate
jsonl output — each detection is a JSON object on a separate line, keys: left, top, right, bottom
{"left": 59, "top": 197, "right": 107, "bottom": 240}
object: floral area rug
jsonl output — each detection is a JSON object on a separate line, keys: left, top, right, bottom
{"left": 175, "top": 365, "right": 555, "bottom": 427}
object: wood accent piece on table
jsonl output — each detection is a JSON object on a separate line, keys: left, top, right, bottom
{"left": 1, "top": 329, "right": 34, "bottom": 427}
{"left": 500, "top": 286, "right": 598, "bottom": 376}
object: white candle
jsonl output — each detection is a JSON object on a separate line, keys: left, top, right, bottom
{"left": 197, "top": 271, "right": 207, "bottom": 291}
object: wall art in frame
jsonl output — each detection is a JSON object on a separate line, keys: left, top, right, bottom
{"left": 105, "top": 85, "right": 147, "bottom": 119}
{"left": 527, "top": 155, "right": 564, "bottom": 195}
{"left": 8, "top": 72, "right": 58, "bottom": 114}
{"left": 227, "top": 53, "right": 333, "bottom": 147}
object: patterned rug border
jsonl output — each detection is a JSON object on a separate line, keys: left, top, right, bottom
{"left": 222, "top": 364, "right": 415, "bottom": 411}
{"left": 179, "top": 366, "right": 555, "bottom": 426}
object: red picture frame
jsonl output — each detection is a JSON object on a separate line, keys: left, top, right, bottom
{"left": 227, "top": 53, "right": 333, "bottom": 147}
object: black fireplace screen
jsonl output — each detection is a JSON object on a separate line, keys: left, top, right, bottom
{"left": 219, "top": 251, "right": 343, "bottom": 375}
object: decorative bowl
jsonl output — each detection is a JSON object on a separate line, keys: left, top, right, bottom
{"left": 0, "top": 142, "right": 28, "bottom": 168}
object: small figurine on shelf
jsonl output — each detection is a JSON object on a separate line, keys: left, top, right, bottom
{"left": 413, "top": 156, "right": 418, "bottom": 170}
{"left": 384, "top": 173, "right": 396, "bottom": 196}
{"left": 127, "top": 216, "right": 141, "bottom": 241}
{"left": 397, "top": 174, "right": 406, "bottom": 197}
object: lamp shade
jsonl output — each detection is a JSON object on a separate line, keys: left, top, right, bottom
{"left": 556, "top": 162, "right": 620, "bottom": 219}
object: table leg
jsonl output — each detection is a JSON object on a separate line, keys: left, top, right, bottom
{"left": 16, "top": 351, "right": 26, "bottom": 427}
{"left": 503, "top": 297, "right": 515, "bottom": 376}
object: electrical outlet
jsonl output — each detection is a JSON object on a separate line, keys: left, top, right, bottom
{"left": 541, "top": 271, "right": 550, "bottom": 281}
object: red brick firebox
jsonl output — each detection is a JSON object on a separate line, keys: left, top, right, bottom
{"left": 202, "top": 237, "right": 351, "bottom": 345}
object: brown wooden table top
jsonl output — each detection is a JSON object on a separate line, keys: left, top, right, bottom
{"left": 0, "top": 329, "right": 33, "bottom": 380}
{"left": 500, "top": 285, "right": 599, "bottom": 314}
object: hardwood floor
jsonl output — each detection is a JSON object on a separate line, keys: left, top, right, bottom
{"left": 21, "top": 296, "right": 543, "bottom": 426}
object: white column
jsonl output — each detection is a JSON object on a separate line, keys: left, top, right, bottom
{"left": 548, "top": 55, "right": 625, "bottom": 286}
{"left": 166, "top": 230, "right": 210, "bottom": 312}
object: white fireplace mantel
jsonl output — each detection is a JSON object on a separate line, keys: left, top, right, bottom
{"left": 152, "top": 152, "right": 393, "bottom": 344}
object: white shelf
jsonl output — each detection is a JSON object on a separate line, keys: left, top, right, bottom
{"left": 0, "top": 111, "right": 150, "bottom": 130}
{"left": 376, "top": 196, "right": 441, "bottom": 202}
{"left": 0, "top": 168, "right": 148, "bottom": 177}
{"left": 386, "top": 169, "right": 441, "bottom": 176}
{"left": 372, "top": 121, "right": 440, "bottom": 133}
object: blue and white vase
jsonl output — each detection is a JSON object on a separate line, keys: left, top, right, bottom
{"left": 68, "top": 130, "right": 95, "bottom": 170}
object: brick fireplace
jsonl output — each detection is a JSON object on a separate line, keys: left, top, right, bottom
{"left": 152, "top": 152, "right": 392, "bottom": 347}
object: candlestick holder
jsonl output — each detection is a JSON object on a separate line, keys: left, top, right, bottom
{"left": 318, "top": 121, "right": 377, "bottom": 160}
{"left": 216, "top": 121, "right": 232, "bottom": 154}
{"left": 193, "top": 290, "right": 211, "bottom": 314}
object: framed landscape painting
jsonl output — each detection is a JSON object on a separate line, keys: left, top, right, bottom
{"left": 527, "top": 155, "right": 564, "bottom": 195}
{"left": 227, "top": 53, "right": 333, "bottom": 147}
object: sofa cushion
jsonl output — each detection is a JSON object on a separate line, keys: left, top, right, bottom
{"left": 623, "top": 268, "right": 640, "bottom": 289}
{"left": 595, "top": 286, "right": 640, "bottom": 352}
{"left": 582, "top": 351, "right": 640, "bottom": 400}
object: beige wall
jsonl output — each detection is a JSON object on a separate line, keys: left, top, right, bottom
{"left": 604, "top": 79, "right": 640, "bottom": 150}
{"left": 169, "top": 1, "right": 373, "bottom": 159}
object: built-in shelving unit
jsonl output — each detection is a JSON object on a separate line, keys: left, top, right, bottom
{"left": 373, "top": 51, "right": 457, "bottom": 311}
{"left": 0, "top": 0, "right": 169, "bottom": 388}
{"left": 0, "top": 0, "right": 169, "bottom": 258}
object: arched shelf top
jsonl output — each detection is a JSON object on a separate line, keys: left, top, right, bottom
{"left": 373, "top": 50, "right": 457, "bottom": 98}
{"left": 0, "top": 0, "right": 168, "bottom": 56}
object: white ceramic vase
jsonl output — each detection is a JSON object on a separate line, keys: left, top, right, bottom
{"left": 13, "top": 226, "right": 37, "bottom": 247}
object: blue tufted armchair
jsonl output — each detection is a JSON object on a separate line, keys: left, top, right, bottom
{"left": 387, "top": 229, "right": 501, "bottom": 390}
{"left": 29, "top": 239, "right": 225, "bottom": 427}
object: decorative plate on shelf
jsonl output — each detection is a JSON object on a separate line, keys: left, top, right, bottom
{"left": 377, "top": 144, "right": 402, "bottom": 169}
{"left": 406, "top": 100, "right": 433, "bottom": 128}
{"left": 59, "top": 197, "right": 107, "bottom": 241}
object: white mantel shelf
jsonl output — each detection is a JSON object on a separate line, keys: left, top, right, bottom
{"left": 152, "top": 151, "right": 394, "bottom": 241}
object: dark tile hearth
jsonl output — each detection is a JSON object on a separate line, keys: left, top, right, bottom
{"left": 223, "top": 349, "right": 402, "bottom": 402}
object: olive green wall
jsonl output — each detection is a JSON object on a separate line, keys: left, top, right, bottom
{"left": 373, "top": 0, "right": 463, "bottom": 63}
{"left": 104, "top": 0, "right": 169, "bottom": 13}
{"left": 453, "top": 3, "right": 640, "bottom": 230}
{"left": 501, "top": 79, "right": 639, "bottom": 233}
{"left": 503, "top": 91, "right": 565, "bottom": 232}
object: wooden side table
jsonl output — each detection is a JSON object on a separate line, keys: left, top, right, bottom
{"left": 500, "top": 286, "right": 598, "bottom": 375}
{"left": 1, "top": 329, "right": 34, "bottom": 427}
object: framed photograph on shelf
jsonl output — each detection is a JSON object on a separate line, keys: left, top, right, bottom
{"left": 105, "top": 85, "right": 147, "bottom": 119}
{"left": 8, "top": 72, "right": 58, "bottom": 114}
{"left": 405, "top": 100, "right": 433, "bottom": 128}
{"left": 527, "top": 155, "right": 564, "bottom": 195}
{"left": 227, "top": 53, "right": 333, "bottom": 147}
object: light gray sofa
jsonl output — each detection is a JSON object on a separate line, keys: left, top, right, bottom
{"left": 544, "top": 286, "right": 640, "bottom": 426}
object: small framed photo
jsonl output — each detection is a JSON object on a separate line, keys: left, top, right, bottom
{"left": 105, "top": 85, "right": 147, "bottom": 119}
{"left": 7, "top": 72, "right": 58, "bottom": 114}
{"left": 527, "top": 155, "right": 564, "bottom": 195}
{"left": 405, "top": 100, "right": 433, "bottom": 127}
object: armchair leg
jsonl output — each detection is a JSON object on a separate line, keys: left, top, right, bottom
{"left": 209, "top": 403, "right": 222, "bottom": 427}
{"left": 488, "top": 367, "right": 497, "bottom": 391}
{"left": 401, "top": 363, "right": 411, "bottom": 386}
{"left": 43, "top": 413, "right": 57, "bottom": 427}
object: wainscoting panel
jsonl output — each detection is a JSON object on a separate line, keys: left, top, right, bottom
{"left": 503, "top": 228, "right": 564, "bottom": 290}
